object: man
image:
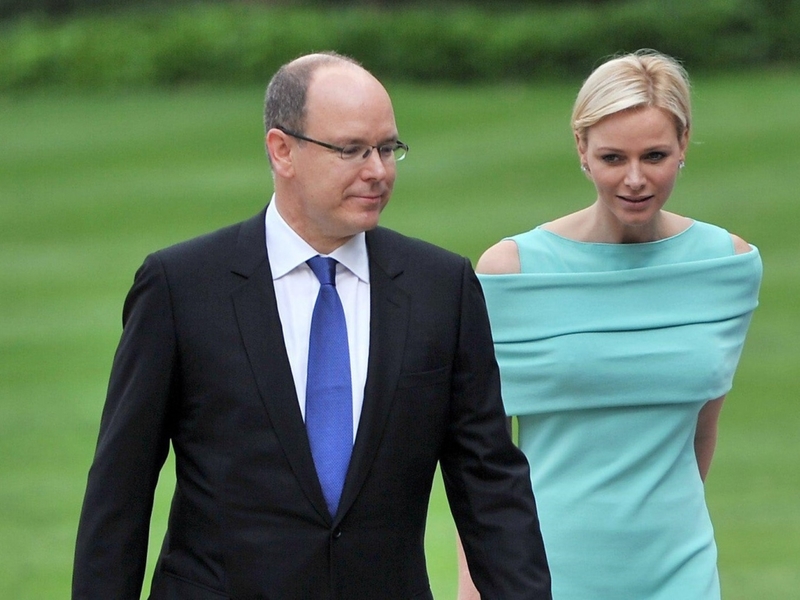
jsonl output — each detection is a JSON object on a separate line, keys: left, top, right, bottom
{"left": 73, "top": 51, "right": 551, "bottom": 600}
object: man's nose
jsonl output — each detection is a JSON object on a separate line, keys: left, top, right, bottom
{"left": 360, "top": 148, "right": 389, "bottom": 179}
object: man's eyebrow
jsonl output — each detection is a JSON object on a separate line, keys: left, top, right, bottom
{"left": 340, "top": 133, "right": 399, "bottom": 145}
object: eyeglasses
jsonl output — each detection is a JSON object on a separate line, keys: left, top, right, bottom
{"left": 275, "top": 125, "right": 408, "bottom": 162}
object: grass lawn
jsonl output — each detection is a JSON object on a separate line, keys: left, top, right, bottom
{"left": 1, "top": 72, "right": 798, "bottom": 598}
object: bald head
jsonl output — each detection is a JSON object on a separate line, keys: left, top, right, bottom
{"left": 264, "top": 52, "right": 366, "bottom": 136}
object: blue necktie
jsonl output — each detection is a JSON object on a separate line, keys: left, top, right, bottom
{"left": 305, "top": 256, "right": 353, "bottom": 516}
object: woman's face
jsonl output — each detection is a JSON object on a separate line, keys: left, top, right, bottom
{"left": 578, "top": 106, "right": 688, "bottom": 240}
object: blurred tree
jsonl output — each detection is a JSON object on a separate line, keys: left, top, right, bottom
{"left": 1, "top": 0, "right": 620, "bottom": 19}
{"left": 0, "top": 0, "right": 190, "bottom": 20}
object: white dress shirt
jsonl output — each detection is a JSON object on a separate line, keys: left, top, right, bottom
{"left": 265, "top": 198, "right": 370, "bottom": 440}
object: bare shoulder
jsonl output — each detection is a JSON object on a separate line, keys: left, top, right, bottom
{"left": 730, "top": 233, "right": 752, "bottom": 255}
{"left": 476, "top": 239, "right": 521, "bottom": 274}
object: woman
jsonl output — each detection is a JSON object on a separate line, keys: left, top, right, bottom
{"left": 458, "top": 50, "right": 762, "bottom": 599}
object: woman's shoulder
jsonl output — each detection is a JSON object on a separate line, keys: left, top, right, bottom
{"left": 476, "top": 239, "right": 520, "bottom": 274}
{"left": 730, "top": 233, "right": 752, "bottom": 254}
{"left": 684, "top": 218, "right": 753, "bottom": 255}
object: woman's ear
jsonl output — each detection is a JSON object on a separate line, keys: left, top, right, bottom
{"left": 678, "top": 127, "right": 690, "bottom": 158}
{"left": 575, "top": 132, "right": 589, "bottom": 173}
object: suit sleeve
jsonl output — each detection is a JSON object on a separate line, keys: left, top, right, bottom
{"left": 73, "top": 254, "right": 177, "bottom": 600}
{"left": 439, "top": 258, "right": 551, "bottom": 600}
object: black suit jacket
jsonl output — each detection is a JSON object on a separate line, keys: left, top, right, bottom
{"left": 73, "top": 208, "right": 550, "bottom": 600}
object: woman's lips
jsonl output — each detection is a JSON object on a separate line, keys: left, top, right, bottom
{"left": 619, "top": 195, "right": 653, "bottom": 203}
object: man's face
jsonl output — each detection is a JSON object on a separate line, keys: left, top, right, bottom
{"left": 276, "top": 65, "right": 399, "bottom": 254}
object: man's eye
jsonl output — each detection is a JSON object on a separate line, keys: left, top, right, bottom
{"left": 341, "top": 145, "right": 366, "bottom": 158}
{"left": 378, "top": 145, "right": 395, "bottom": 158}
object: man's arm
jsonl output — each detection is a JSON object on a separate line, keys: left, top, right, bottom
{"left": 73, "top": 255, "right": 176, "bottom": 599}
{"left": 439, "top": 258, "right": 551, "bottom": 600}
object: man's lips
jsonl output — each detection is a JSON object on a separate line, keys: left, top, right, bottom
{"left": 351, "top": 192, "right": 386, "bottom": 203}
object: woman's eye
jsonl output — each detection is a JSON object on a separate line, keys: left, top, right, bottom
{"left": 645, "top": 152, "right": 667, "bottom": 162}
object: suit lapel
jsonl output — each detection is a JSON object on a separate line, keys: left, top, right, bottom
{"left": 230, "top": 209, "right": 330, "bottom": 521}
{"left": 336, "top": 228, "right": 409, "bottom": 520}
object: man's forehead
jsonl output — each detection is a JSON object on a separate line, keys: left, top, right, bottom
{"left": 308, "top": 63, "right": 373, "bottom": 94}
{"left": 306, "top": 67, "right": 391, "bottom": 120}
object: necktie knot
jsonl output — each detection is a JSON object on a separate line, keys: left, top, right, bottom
{"left": 307, "top": 255, "right": 337, "bottom": 287}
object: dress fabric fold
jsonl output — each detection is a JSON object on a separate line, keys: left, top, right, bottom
{"left": 478, "top": 220, "right": 762, "bottom": 600}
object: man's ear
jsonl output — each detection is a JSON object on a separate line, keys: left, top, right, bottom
{"left": 266, "top": 129, "right": 294, "bottom": 178}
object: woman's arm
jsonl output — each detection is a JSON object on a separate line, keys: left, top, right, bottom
{"left": 693, "top": 233, "right": 748, "bottom": 479}
{"left": 695, "top": 395, "right": 726, "bottom": 481}
{"left": 456, "top": 533, "right": 481, "bottom": 600}
{"left": 458, "top": 242, "right": 524, "bottom": 598}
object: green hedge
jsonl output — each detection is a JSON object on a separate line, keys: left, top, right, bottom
{"left": 1, "top": 0, "right": 798, "bottom": 90}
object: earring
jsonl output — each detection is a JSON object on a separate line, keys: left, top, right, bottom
{"left": 679, "top": 160, "right": 685, "bottom": 169}
{"left": 580, "top": 164, "right": 588, "bottom": 173}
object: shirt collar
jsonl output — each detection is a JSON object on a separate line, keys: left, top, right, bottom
{"left": 265, "top": 196, "right": 370, "bottom": 283}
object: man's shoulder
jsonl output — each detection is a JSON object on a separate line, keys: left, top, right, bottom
{"left": 153, "top": 210, "right": 264, "bottom": 264}
{"left": 368, "top": 226, "right": 465, "bottom": 266}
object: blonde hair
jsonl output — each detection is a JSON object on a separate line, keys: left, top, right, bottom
{"left": 572, "top": 50, "right": 691, "bottom": 144}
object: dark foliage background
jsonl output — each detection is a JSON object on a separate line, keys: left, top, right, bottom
{"left": 1, "top": 0, "right": 799, "bottom": 91}
{"left": 2, "top": 0, "right": 622, "bottom": 20}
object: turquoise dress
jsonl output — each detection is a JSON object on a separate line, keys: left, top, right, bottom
{"left": 478, "top": 221, "right": 762, "bottom": 600}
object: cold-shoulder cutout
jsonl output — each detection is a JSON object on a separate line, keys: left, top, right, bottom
{"left": 476, "top": 239, "right": 520, "bottom": 274}
{"left": 731, "top": 233, "right": 752, "bottom": 255}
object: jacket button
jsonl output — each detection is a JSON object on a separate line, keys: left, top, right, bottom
{"left": 332, "top": 527, "right": 342, "bottom": 539}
